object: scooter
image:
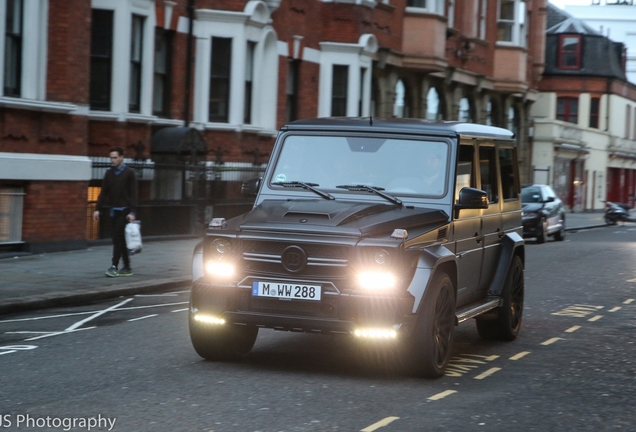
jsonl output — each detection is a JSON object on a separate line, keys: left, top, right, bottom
{"left": 603, "top": 200, "right": 636, "bottom": 224}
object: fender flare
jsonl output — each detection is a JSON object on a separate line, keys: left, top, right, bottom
{"left": 406, "top": 244, "right": 456, "bottom": 314}
{"left": 192, "top": 240, "right": 204, "bottom": 283}
{"left": 488, "top": 232, "right": 524, "bottom": 297}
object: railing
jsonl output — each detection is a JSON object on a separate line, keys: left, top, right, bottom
{"left": 88, "top": 161, "right": 266, "bottom": 239}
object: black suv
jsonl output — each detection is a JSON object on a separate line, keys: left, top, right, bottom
{"left": 189, "top": 118, "right": 525, "bottom": 378}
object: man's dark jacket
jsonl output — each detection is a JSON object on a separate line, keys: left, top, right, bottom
{"left": 96, "top": 166, "right": 138, "bottom": 214}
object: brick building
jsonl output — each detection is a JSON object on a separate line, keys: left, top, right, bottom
{"left": 0, "top": 0, "right": 547, "bottom": 253}
{"left": 530, "top": 3, "right": 636, "bottom": 211}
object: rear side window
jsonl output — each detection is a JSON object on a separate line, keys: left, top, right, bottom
{"left": 499, "top": 147, "right": 518, "bottom": 200}
{"left": 479, "top": 146, "right": 498, "bottom": 203}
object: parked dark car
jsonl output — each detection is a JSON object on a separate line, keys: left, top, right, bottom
{"left": 190, "top": 118, "right": 525, "bottom": 378}
{"left": 521, "top": 184, "right": 566, "bottom": 243}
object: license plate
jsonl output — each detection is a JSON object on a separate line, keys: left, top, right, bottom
{"left": 252, "top": 281, "right": 322, "bottom": 301}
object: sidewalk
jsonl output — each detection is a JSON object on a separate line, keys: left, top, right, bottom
{"left": 0, "top": 212, "right": 607, "bottom": 316}
{"left": 0, "top": 237, "right": 200, "bottom": 315}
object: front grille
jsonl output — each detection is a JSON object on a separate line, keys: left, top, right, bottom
{"left": 241, "top": 240, "right": 351, "bottom": 278}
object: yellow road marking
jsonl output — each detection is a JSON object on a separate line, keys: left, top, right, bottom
{"left": 474, "top": 367, "right": 501, "bottom": 380}
{"left": 428, "top": 390, "right": 457, "bottom": 401}
{"left": 624, "top": 299, "right": 635, "bottom": 304}
{"left": 565, "top": 326, "right": 581, "bottom": 333}
{"left": 509, "top": 351, "right": 530, "bottom": 360}
{"left": 588, "top": 315, "right": 603, "bottom": 322}
{"left": 541, "top": 337, "right": 561, "bottom": 345}
{"left": 360, "top": 416, "right": 400, "bottom": 432}
{"left": 609, "top": 307, "right": 621, "bottom": 312}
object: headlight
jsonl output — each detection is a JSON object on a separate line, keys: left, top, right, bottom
{"left": 357, "top": 271, "right": 396, "bottom": 290}
{"left": 522, "top": 211, "right": 538, "bottom": 218}
{"left": 205, "top": 262, "right": 235, "bottom": 278}
{"left": 211, "top": 238, "right": 232, "bottom": 255}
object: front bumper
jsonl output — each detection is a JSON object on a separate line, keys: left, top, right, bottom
{"left": 191, "top": 279, "right": 417, "bottom": 336}
{"left": 521, "top": 217, "right": 542, "bottom": 237}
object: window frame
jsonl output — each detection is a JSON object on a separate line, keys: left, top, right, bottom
{"left": 557, "top": 96, "right": 579, "bottom": 125}
{"left": 557, "top": 34, "right": 582, "bottom": 70}
{"left": 3, "top": 0, "right": 22, "bottom": 97}
{"left": 589, "top": 97, "right": 600, "bottom": 129}
{"left": 153, "top": 28, "right": 173, "bottom": 117}
{"left": 128, "top": 14, "right": 144, "bottom": 113}
{"left": 209, "top": 37, "right": 232, "bottom": 123}
{"left": 90, "top": 9, "right": 114, "bottom": 111}
{"left": 497, "top": 0, "right": 526, "bottom": 47}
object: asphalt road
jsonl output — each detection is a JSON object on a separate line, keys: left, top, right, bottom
{"left": 0, "top": 226, "right": 635, "bottom": 432}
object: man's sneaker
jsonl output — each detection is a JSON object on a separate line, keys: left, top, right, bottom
{"left": 105, "top": 266, "right": 118, "bottom": 277}
{"left": 118, "top": 267, "right": 133, "bottom": 276}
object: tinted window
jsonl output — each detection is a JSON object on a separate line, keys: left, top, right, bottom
{"left": 499, "top": 147, "right": 518, "bottom": 200}
{"left": 479, "top": 146, "right": 498, "bottom": 203}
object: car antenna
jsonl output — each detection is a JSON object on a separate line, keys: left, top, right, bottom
{"left": 369, "top": 116, "right": 373, "bottom": 126}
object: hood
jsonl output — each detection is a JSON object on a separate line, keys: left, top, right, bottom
{"left": 522, "top": 202, "right": 544, "bottom": 212}
{"left": 240, "top": 199, "right": 449, "bottom": 237}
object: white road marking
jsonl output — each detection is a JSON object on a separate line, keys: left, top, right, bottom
{"left": 128, "top": 314, "right": 157, "bottom": 322}
{"left": 171, "top": 308, "right": 188, "bottom": 313}
{"left": 608, "top": 307, "right": 621, "bottom": 312}
{"left": 0, "top": 301, "right": 188, "bottom": 324}
{"left": 565, "top": 326, "right": 581, "bottom": 333}
{"left": 135, "top": 293, "right": 178, "bottom": 297}
{"left": 66, "top": 298, "right": 133, "bottom": 331}
{"left": 624, "top": 299, "right": 634, "bottom": 304}
{"left": 25, "top": 326, "right": 95, "bottom": 341}
{"left": 588, "top": 315, "right": 603, "bottom": 322}
{"left": 360, "top": 416, "right": 400, "bottom": 432}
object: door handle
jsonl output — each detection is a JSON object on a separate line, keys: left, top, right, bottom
{"left": 474, "top": 233, "right": 483, "bottom": 243}
{"left": 497, "top": 229, "right": 504, "bottom": 238}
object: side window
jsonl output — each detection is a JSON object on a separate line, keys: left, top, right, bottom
{"left": 479, "top": 146, "right": 498, "bottom": 203}
{"left": 499, "top": 147, "right": 518, "bottom": 200}
{"left": 455, "top": 144, "right": 476, "bottom": 202}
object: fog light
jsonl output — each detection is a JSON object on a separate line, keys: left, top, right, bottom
{"left": 357, "top": 271, "right": 396, "bottom": 290}
{"left": 194, "top": 314, "right": 226, "bottom": 325}
{"left": 354, "top": 328, "right": 397, "bottom": 339}
{"left": 206, "top": 262, "right": 235, "bottom": 277}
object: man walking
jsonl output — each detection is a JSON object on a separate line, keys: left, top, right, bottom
{"left": 93, "top": 147, "right": 138, "bottom": 277}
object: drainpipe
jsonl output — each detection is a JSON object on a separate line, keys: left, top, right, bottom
{"left": 184, "top": 0, "right": 194, "bottom": 127}
{"left": 605, "top": 78, "right": 611, "bottom": 132}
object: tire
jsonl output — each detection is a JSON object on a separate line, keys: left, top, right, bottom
{"left": 189, "top": 310, "right": 258, "bottom": 361}
{"left": 554, "top": 214, "right": 565, "bottom": 241}
{"left": 406, "top": 272, "right": 456, "bottom": 378}
{"left": 476, "top": 255, "right": 524, "bottom": 341}
{"left": 536, "top": 217, "right": 547, "bottom": 243}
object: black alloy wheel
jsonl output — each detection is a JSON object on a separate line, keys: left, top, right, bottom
{"left": 476, "top": 255, "right": 524, "bottom": 341}
{"left": 408, "top": 272, "right": 456, "bottom": 378}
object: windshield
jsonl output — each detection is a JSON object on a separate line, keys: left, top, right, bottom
{"left": 270, "top": 135, "right": 449, "bottom": 197}
{"left": 521, "top": 187, "right": 542, "bottom": 203}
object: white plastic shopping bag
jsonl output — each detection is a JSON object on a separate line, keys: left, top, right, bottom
{"left": 125, "top": 221, "right": 143, "bottom": 255}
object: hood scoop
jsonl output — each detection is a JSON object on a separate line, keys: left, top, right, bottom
{"left": 284, "top": 210, "right": 331, "bottom": 220}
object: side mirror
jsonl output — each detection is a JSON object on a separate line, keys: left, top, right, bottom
{"left": 455, "top": 187, "right": 489, "bottom": 211}
{"left": 545, "top": 196, "right": 555, "bottom": 203}
{"left": 241, "top": 177, "right": 262, "bottom": 197}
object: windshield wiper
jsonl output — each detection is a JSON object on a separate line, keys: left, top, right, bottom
{"left": 273, "top": 181, "right": 335, "bottom": 200}
{"left": 336, "top": 184, "right": 402, "bottom": 206}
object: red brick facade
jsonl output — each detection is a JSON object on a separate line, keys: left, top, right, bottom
{"left": 0, "top": 0, "right": 546, "bottom": 252}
